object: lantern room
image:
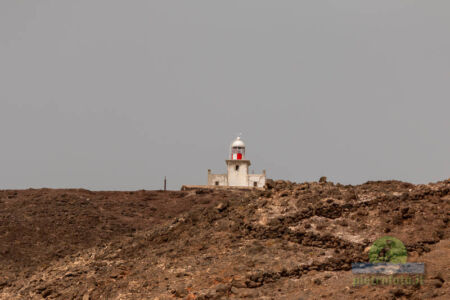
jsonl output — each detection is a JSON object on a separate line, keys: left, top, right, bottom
{"left": 230, "top": 136, "right": 245, "bottom": 160}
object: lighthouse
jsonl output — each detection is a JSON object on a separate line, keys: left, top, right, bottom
{"left": 207, "top": 136, "right": 266, "bottom": 188}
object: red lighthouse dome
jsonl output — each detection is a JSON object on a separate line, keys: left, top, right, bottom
{"left": 230, "top": 137, "right": 245, "bottom": 160}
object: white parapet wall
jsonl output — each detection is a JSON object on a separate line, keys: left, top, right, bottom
{"left": 248, "top": 173, "right": 266, "bottom": 188}
{"left": 208, "top": 168, "right": 266, "bottom": 188}
{"left": 208, "top": 170, "right": 228, "bottom": 186}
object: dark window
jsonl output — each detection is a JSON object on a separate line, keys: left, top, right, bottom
{"left": 215, "top": 181, "right": 219, "bottom": 186}
{"left": 253, "top": 182, "right": 257, "bottom": 187}
{"left": 235, "top": 165, "right": 239, "bottom": 171}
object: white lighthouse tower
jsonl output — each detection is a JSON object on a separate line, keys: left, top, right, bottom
{"left": 227, "top": 136, "right": 250, "bottom": 186}
{"left": 207, "top": 136, "right": 266, "bottom": 188}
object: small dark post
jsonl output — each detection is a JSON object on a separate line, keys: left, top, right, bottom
{"left": 164, "top": 176, "right": 167, "bottom": 191}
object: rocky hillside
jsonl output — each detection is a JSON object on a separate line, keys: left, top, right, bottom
{"left": 0, "top": 179, "right": 449, "bottom": 299}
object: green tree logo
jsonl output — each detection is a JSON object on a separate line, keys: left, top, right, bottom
{"left": 369, "top": 236, "right": 407, "bottom": 264}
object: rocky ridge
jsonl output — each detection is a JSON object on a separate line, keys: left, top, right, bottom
{"left": 0, "top": 179, "right": 449, "bottom": 299}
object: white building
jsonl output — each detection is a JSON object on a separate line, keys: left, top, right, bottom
{"left": 208, "top": 136, "right": 266, "bottom": 188}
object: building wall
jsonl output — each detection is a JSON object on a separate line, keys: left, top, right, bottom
{"left": 208, "top": 171, "right": 228, "bottom": 186}
{"left": 227, "top": 160, "right": 250, "bottom": 187}
{"left": 248, "top": 174, "right": 266, "bottom": 188}
{"left": 208, "top": 164, "right": 266, "bottom": 188}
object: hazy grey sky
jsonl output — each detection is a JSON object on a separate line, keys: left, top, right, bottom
{"left": 1, "top": 1, "right": 449, "bottom": 190}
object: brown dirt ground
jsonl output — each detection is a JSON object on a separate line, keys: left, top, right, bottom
{"left": 0, "top": 179, "right": 448, "bottom": 299}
